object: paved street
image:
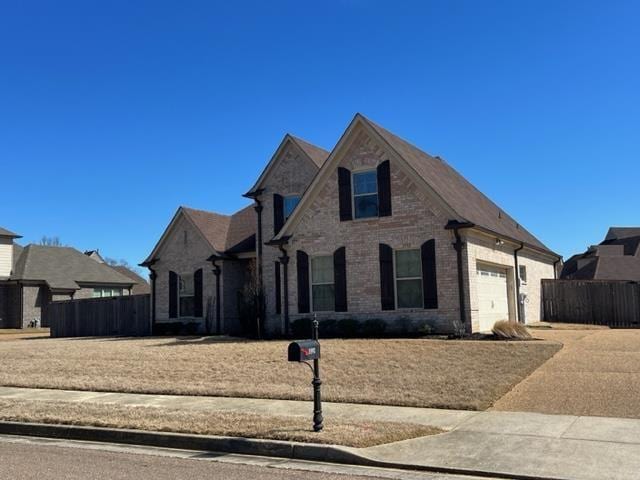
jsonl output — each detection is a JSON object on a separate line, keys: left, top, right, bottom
{"left": 0, "top": 435, "right": 493, "bottom": 480}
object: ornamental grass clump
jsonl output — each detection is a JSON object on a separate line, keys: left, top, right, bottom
{"left": 492, "top": 320, "right": 532, "bottom": 340}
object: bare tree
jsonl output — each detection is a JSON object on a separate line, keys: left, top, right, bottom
{"left": 39, "top": 236, "right": 63, "bottom": 247}
{"left": 105, "top": 257, "right": 143, "bottom": 275}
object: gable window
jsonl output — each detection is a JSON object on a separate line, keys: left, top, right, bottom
{"left": 283, "top": 195, "right": 301, "bottom": 220}
{"left": 395, "top": 249, "right": 423, "bottom": 308}
{"left": 519, "top": 265, "right": 527, "bottom": 285}
{"left": 352, "top": 170, "right": 378, "bottom": 219}
{"left": 179, "top": 273, "right": 195, "bottom": 317}
{"left": 311, "top": 255, "right": 334, "bottom": 312}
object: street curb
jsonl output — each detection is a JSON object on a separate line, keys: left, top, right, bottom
{"left": 0, "top": 421, "right": 566, "bottom": 480}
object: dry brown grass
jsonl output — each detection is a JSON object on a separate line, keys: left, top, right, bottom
{"left": 492, "top": 321, "right": 532, "bottom": 340}
{"left": 0, "top": 399, "right": 440, "bottom": 447}
{"left": 0, "top": 336, "right": 560, "bottom": 410}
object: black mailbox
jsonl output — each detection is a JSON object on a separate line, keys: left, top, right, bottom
{"left": 288, "top": 340, "right": 320, "bottom": 362}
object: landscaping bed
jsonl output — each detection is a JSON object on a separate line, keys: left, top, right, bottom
{"left": 0, "top": 399, "right": 441, "bottom": 447}
{"left": 0, "top": 336, "right": 561, "bottom": 410}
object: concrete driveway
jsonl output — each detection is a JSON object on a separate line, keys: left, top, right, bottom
{"left": 493, "top": 328, "right": 640, "bottom": 418}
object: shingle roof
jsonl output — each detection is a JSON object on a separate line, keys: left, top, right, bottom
{"left": 363, "top": 116, "right": 552, "bottom": 253}
{"left": 225, "top": 205, "right": 256, "bottom": 252}
{"left": 290, "top": 136, "right": 331, "bottom": 168}
{"left": 11, "top": 245, "right": 135, "bottom": 290}
{"left": 182, "top": 207, "right": 231, "bottom": 252}
{"left": 110, "top": 265, "right": 150, "bottom": 294}
{"left": 178, "top": 205, "right": 257, "bottom": 255}
{"left": 605, "top": 227, "right": 640, "bottom": 241}
{"left": 0, "top": 227, "right": 21, "bottom": 238}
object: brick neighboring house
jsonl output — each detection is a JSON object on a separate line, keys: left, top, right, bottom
{"left": 561, "top": 227, "right": 640, "bottom": 281}
{"left": 0, "top": 228, "right": 136, "bottom": 328}
{"left": 143, "top": 114, "right": 560, "bottom": 336}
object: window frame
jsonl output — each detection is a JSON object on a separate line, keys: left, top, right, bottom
{"left": 393, "top": 248, "right": 424, "bottom": 310}
{"left": 309, "top": 254, "right": 335, "bottom": 312}
{"left": 518, "top": 264, "right": 528, "bottom": 285}
{"left": 283, "top": 194, "right": 301, "bottom": 220}
{"left": 178, "top": 272, "right": 196, "bottom": 318}
{"left": 351, "top": 169, "right": 379, "bottom": 219}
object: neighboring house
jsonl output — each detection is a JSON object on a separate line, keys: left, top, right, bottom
{"left": 0, "top": 228, "right": 136, "bottom": 328}
{"left": 84, "top": 250, "right": 150, "bottom": 295}
{"left": 143, "top": 114, "right": 560, "bottom": 335}
{"left": 561, "top": 227, "right": 640, "bottom": 281}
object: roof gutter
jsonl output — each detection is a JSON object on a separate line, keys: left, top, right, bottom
{"left": 242, "top": 188, "right": 265, "bottom": 199}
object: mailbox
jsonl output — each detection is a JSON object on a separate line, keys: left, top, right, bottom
{"left": 288, "top": 340, "right": 320, "bottom": 362}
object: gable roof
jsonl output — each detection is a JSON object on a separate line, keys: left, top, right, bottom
{"left": 245, "top": 134, "right": 330, "bottom": 196}
{"left": 0, "top": 227, "right": 21, "bottom": 239}
{"left": 11, "top": 245, "right": 135, "bottom": 290}
{"left": 110, "top": 265, "right": 150, "bottom": 294}
{"left": 276, "top": 113, "right": 556, "bottom": 256}
{"left": 605, "top": 227, "right": 640, "bottom": 241}
{"left": 142, "top": 204, "right": 256, "bottom": 264}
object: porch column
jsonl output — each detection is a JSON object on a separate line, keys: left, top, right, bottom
{"left": 279, "top": 247, "right": 290, "bottom": 336}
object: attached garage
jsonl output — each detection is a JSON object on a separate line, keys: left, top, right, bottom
{"left": 476, "top": 263, "right": 510, "bottom": 332}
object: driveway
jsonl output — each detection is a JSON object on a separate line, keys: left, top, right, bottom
{"left": 493, "top": 328, "right": 640, "bottom": 418}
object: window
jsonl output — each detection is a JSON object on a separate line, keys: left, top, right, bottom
{"left": 519, "top": 265, "right": 527, "bottom": 284}
{"left": 311, "top": 255, "right": 334, "bottom": 312}
{"left": 352, "top": 170, "right": 378, "bottom": 219}
{"left": 93, "top": 287, "right": 123, "bottom": 298}
{"left": 179, "top": 273, "right": 195, "bottom": 317}
{"left": 395, "top": 249, "right": 423, "bottom": 308}
{"left": 283, "top": 195, "right": 300, "bottom": 219}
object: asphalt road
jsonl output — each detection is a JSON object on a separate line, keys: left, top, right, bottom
{"left": 0, "top": 435, "right": 493, "bottom": 480}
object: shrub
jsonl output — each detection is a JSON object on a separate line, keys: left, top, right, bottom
{"left": 361, "top": 319, "right": 387, "bottom": 337}
{"left": 290, "top": 318, "right": 312, "bottom": 338}
{"left": 492, "top": 320, "right": 532, "bottom": 340}
{"left": 319, "top": 319, "right": 338, "bottom": 337}
{"left": 337, "top": 318, "right": 360, "bottom": 338}
{"left": 415, "top": 320, "right": 434, "bottom": 336}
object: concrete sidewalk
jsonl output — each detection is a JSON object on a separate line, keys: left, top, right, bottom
{"left": 1, "top": 386, "right": 639, "bottom": 479}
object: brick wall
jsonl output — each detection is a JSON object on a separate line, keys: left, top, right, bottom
{"left": 277, "top": 128, "right": 461, "bottom": 335}
{"left": 257, "top": 140, "right": 322, "bottom": 335}
{"left": 464, "top": 231, "right": 556, "bottom": 331}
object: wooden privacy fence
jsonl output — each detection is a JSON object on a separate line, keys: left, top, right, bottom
{"left": 46, "top": 294, "right": 151, "bottom": 337}
{"left": 542, "top": 280, "right": 640, "bottom": 328}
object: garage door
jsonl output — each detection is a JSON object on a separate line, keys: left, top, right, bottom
{"left": 476, "top": 264, "right": 510, "bottom": 332}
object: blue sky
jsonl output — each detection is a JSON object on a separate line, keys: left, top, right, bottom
{"left": 1, "top": 0, "right": 638, "bottom": 266}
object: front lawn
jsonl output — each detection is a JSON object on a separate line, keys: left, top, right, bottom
{"left": 0, "top": 336, "right": 560, "bottom": 410}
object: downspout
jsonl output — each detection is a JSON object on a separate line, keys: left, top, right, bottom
{"left": 445, "top": 221, "right": 474, "bottom": 335}
{"left": 278, "top": 245, "right": 290, "bottom": 336}
{"left": 514, "top": 243, "right": 524, "bottom": 323}
{"left": 265, "top": 236, "right": 291, "bottom": 337}
{"left": 208, "top": 256, "right": 222, "bottom": 335}
{"left": 18, "top": 281, "right": 23, "bottom": 329}
{"left": 140, "top": 259, "right": 158, "bottom": 335}
{"left": 553, "top": 258, "right": 561, "bottom": 279}
{"left": 243, "top": 188, "right": 265, "bottom": 338}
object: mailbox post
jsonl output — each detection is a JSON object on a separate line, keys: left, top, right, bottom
{"left": 287, "top": 316, "right": 323, "bottom": 432}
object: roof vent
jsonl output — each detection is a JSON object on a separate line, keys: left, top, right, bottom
{"left": 498, "top": 211, "right": 502, "bottom": 219}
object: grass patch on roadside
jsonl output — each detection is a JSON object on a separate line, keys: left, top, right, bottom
{"left": 0, "top": 337, "right": 561, "bottom": 410}
{"left": 0, "top": 399, "right": 441, "bottom": 447}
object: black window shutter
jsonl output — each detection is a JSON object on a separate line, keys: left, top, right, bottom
{"left": 377, "top": 160, "right": 392, "bottom": 217}
{"left": 338, "top": 167, "right": 352, "bottom": 221}
{"left": 273, "top": 194, "right": 284, "bottom": 234}
{"left": 169, "top": 271, "right": 178, "bottom": 318}
{"left": 421, "top": 239, "right": 438, "bottom": 309}
{"left": 333, "top": 246, "right": 347, "bottom": 312}
{"left": 296, "top": 250, "right": 310, "bottom": 313}
{"left": 379, "top": 244, "right": 395, "bottom": 310}
{"left": 275, "top": 261, "right": 282, "bottom": 314}
{"left": 193, "top": 268, "right": 203, "bottom": 317}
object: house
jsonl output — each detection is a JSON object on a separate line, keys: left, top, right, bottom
{"left": 0, "top": 228, "right": 136, "bottom": 328}
{"left": 561, "top": 227, "right": 640, "bottom": 281}
{"left": 84, "top": 250, "right": 151, "bottom": 295}
{"left": 142, "top": 114, "right": 560, "bottom": 335}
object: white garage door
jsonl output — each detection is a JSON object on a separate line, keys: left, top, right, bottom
{"left": 477, "top": 264, "right": 510, "bottom": 332}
